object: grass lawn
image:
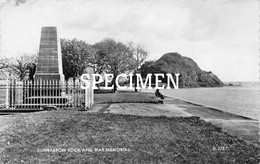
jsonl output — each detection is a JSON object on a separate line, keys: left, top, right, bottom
{"left": 0, "top": 110, "right": 259, "bottom": 163}
{"left": 94, "top": 91, "right": 157, "bottom": 104}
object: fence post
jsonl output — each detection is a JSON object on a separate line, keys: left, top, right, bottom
{"left": 91, "top": 80, "right": 94, "bottom": 106}
{"left": 85, "top": 86, "right": 88, "bottom": 110}
{"left": 88, "top": 83, "right": 90, "bottom": 107}
{"left": 84, "top": 79, "right": 93, "bottom": 110}
{"left": 13, "top": 79, "right": 16, "bottom": 109}
{"left": 9, "top": 78, "right": 13, "bottom": 109}
{"left": 39, "top": 80, "right": 42, "bottom": 108}
{"left": 5, "top": 77, "right": 9, "bottom": 109}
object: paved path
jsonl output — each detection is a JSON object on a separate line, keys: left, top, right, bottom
{"left": 88, "top": 97, "right": 259, "bottom": 143}
{"left": 106, "top": 103, "right": 193, "bottom": 117}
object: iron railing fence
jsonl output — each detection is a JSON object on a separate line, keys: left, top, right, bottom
{"left": 0, "top": 78, "right": 94, "bottom": 110}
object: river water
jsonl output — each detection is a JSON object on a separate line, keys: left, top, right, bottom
{"left": 142, "top": 87, "right": 260, "bottom": 120}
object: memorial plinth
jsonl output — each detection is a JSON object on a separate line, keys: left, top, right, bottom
{"left": 34, "top": 27, "right": 64, "bottom": 82}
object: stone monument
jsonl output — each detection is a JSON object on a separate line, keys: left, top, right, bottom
{"left": 28, "top": 26, "right": 66, "bottom": 101}
{"left": 34, "top": 26, "right": 65, "bottom": 82}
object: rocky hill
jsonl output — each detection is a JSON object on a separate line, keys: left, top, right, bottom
{"left": 141, "top": 52, "right": 224, "bottom": 88}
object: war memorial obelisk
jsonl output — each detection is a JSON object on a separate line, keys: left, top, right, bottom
{"left": 34, "top": 27, "right": 65, "bottom": 82}
{"left": 33, "top": 27, "right": 65, "bottom": 98}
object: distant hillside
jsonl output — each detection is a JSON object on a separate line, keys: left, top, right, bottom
{"left": 141, "top": 52, "right": 224, "bottom": 88}
{"left": 225, "top": 82, "right": 260, "bottom": 88}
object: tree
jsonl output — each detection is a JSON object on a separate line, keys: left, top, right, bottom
{"left": 140, "top": 60, "right": 156, "bottom": 77}
{"left": 27, "top": 63, "right": 36, "bottom": 82}
{"left": 9, "top": 53, "right": 37, "bottom": 81}
{"left": 89, "top": 46, "right": 107, "bottom": 74}
{"left": 128, "top": 42, "right": 148, "bottom": 71}
{"left": 0, "top": 58, "right": 9, "bottom": 72}
{"left": 13, "top": 0, "right": 27, "bottom": 6}
{"left": 0, "top": 58, "right": 9, "bottom": 78}
{"left": 61, "top": 38, "right": 95, "bottom": 81}
{"left": 128, "top": 42, "right": 148, "bottom": 92}
{"left": 4, "top": 0, "right": 28, "bottom": 6}
{"left": 94, "top": 38, "right": 136, "bottom": 92}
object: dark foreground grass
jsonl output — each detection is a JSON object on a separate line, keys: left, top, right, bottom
{"left": 94, "top": 91, "right": 157, "bottom": 104}
{"left": 0, "top": 110, "right": 259, "bottom": 163}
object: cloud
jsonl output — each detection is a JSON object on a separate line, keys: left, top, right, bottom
{"left": 0, "top": 0, "right": 258, "bottom": 81}
{"left": 181, "top": 2, "right": 220, "bottom": 41}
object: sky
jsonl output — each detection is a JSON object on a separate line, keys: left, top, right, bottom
{"left": 0, "top": 0, "right": 259, "bottom": 82}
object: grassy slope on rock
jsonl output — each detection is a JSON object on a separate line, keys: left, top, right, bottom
{"left": 0, "top": 110, "right": 259, "bottom": 163}
{"left": 145, "top": 52, "right": 224, "bottom": 87}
